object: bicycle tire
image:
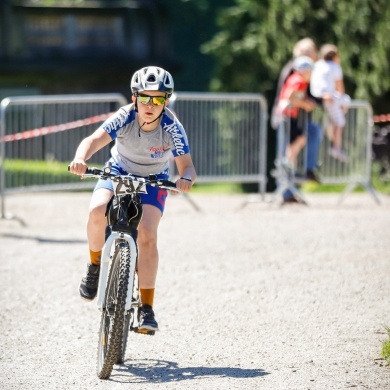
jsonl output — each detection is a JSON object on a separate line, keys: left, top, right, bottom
{"left": 116, "top": 310, "right": 131, "bottom": 364}
{"left": 117, "top": 271, "right": 139, "bottom": 364}
{"left": 97, "top": 241, "right": 130, "bottom": 379}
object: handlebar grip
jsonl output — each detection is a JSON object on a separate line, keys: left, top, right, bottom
{"left": 161, "top": 179, "right": 177, "bottom": 188}
{"left": 68, "top": 165, "right": 102, "bottom": 175}
{"left": 85, "top": 167, "right": 102, "bottom": 175}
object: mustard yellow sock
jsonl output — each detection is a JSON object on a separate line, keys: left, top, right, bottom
{"left": 89, "top": 250, "right": 102, "bottom": 266}
{"left": 140, "top": 288, "right": 155, "bottom": 307}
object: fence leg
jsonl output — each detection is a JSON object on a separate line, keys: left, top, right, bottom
{"left": 1, "top": 154, "right": 26, "bottom": 225}
{"left": 363, "top": 183, "right": 382, "bottom": 205}
{"left": 180, "top": 193, "right": 202, "bottom": 212}
{"left": 269, "top": 159, "right": 308, "bottom": 205}
{"left": 240, "top": 192, "right": 266, "bottom": 208}
{"left": 1, "top": 210, "right": 27, "bottom": 226}
{"left": 338, "top": 181, "right": 381, "bottom": 205}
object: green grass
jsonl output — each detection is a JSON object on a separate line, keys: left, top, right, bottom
{"left": 300, "top": 162, "right": 390, "bottom": 195}
{"left": 191, "top": 182, "right": 243, "bottom": 194}
{"left": 6, "top": 159, "right": 70, "bottom": 175}
{"left": 3, "top": 159, "right": 97, "bottom": 188}
{"left": 3, "top": 159, "right": 390, "bottom": 195}
{"left": 3, "top": 159, "right": 246, "bottom": 193}
{"left": 371, "top": 163, "right": 390, "bottom": 195}
{"left": 382, "top": 326, "right": 390, "bottom": 365}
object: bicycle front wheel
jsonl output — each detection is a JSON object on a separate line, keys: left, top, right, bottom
{"left": 117, "top": 271, "right": 139, "bottom": 364}
{"left": 97, "top": 241, "right": 131, "bottom": 379}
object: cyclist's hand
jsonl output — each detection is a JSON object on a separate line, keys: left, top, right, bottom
{"left": 69, "top": 159, "right": 88, "bottom": 176}
{"left": 175, "top": 177, "right": 193, "bottom": 193}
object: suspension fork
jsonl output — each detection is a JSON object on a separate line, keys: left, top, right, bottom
{"left": 96, "top": 231, "right": 138, "bottom": 311}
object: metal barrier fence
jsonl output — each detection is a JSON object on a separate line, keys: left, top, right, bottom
{"left": 272, "top": 100, "right": 379, "bottom": 204}
{"left": 171, "top": 92, "right": 268, "bottom": 194}
{"left": 0, "top": 93, "right": 379, "bottom": 222}
{"left": 0, "top": 93, "right": 128, "bottom": 221}
{"left": 0, "top": 92, "right": 268, "bottom": 219}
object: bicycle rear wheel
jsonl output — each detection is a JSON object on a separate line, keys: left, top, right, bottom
{"left": 97, "top": 240, "right": 130, "bottom": 379}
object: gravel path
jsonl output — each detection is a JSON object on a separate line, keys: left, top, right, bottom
{"left": 0, "top": 191, "right": 389, "bottom": 390}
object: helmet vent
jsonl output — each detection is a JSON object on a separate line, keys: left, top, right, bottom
{"left": 130, "top": 66, "right": 174, "bottom": 96}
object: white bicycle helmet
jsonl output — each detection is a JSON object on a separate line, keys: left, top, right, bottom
{"left": 130, "top": 66, "right": 174, "bottom": 97}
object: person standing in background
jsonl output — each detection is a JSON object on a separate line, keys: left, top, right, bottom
{"left": 310, "top": 44, "right": 351, "bottom": 162}
{"left": 271, "top": 38, "right": 323, "bottom": 184}
{"left": 276, "top": 56, "right": 317, "bottom": 169}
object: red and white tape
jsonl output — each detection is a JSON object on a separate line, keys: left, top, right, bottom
{"left": 373, "top": 114, "right": 390, "bottom": 123}
{"left": 2, "top": 111, "right": 389, "bottom": 143}
{"left": 1, "top": 112, "right": 113, "bottom": 143}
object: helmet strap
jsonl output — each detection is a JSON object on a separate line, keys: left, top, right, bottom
{"left": 134, "top": 94, "right": 139, "bottom": 112}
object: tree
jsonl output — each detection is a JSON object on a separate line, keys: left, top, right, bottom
{"left": 202, "top": 0, "right": 390, "bottom": 113}
{"left": 160, "top": 0, "right": 235, "bottom": 91}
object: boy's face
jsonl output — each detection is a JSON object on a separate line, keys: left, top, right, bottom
{"left": 132, "top": 90, "right": 168, "bottom": 123}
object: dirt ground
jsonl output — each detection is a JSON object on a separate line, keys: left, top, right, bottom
{"left": 0, "top": 191, "right": 389, "bottom": 390}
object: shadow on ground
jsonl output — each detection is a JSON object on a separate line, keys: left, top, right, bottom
{"left": 0, "top": 232, "right": 86, "bottom": 244}
{"left": 109, "top": 359, "right": 270, "bottom": 383}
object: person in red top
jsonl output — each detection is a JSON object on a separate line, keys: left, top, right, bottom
{"left": 277, "top": 56, "right": 317, "bottom": 167}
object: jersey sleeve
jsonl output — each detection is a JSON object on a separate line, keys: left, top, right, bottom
{"left": 100, "top": 105, "right": 135, "bottom": 140}
{"left": 161, "top": 111, "right": 190, "bottom": 157}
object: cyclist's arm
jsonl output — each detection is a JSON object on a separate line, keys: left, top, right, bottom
{"left": 174, "top": 153, "right": 196, "bottom": 193}
{"left": 69, "top": 128, "right": 112, "bottom": 175}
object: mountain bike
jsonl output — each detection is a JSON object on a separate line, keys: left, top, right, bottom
{"left": 73, "top": 164, "right": 180, "bottom": 379}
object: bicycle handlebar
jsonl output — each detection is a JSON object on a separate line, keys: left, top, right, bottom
{"left": 68, "top": 165, "right": 180, "bottom": 193}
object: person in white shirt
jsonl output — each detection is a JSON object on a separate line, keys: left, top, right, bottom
{"left": 310, "top": 44, "right": 351, "bottom": 162}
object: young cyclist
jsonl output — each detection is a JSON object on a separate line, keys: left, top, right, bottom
{"left": 69, "top": 66, "right": 196, "bottom": 332}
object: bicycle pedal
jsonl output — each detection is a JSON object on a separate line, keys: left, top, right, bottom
{"left": 131, "top": 327, "right": 155, "bottom": 336}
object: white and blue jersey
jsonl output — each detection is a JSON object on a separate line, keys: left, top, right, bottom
{"left": 100, "top": 103, "right": 190, "bottom": 177}
{"left": 94, "top": 104, "right": 190, "bottom": 214}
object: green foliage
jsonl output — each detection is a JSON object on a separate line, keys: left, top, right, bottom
{"left": 382, "top": 326, "right": 390, "bottom": 365}
{"left": 202, "top": 0, "right": 390, "bottom": 113}
{"left": 159, "top": 0, "right": 236, "bottom": 91}
{"left": 35, "top": 0, "right": 83, "bottom": 5}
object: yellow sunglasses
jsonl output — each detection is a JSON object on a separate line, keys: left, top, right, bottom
{"left": 137, "top": 94, "right": 167, "bottom": 106}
